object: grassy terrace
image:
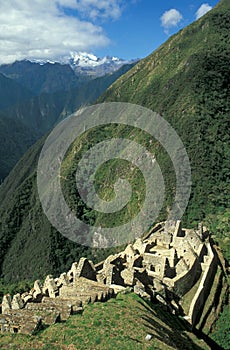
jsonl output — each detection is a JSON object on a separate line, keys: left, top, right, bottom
{"left": 179, "top": 274, "right": 203, "bottom": 315}
{"left": 197, "top": 266, "right": 228, "bottom": 335}
{"left": 0, "top": 293, "right": 210, "bottom": 350}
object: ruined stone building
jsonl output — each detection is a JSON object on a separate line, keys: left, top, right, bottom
{"left": 0, "top": 220, "right": 218, "bottom": 334}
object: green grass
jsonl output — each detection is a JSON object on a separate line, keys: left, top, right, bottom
{"left": 211, "top": 304, "right": 230, "bottom": 350}
{"left": 180, "top": 274, "right": 203, "bottom": 315}
{"left": 196, "top": 266, "right": 223, "bottom": 333}
{"left": 0, "top": 293, "right": 211, "bottom": 350}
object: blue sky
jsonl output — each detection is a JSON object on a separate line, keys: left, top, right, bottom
{"left": 95, "top": 0, "right": 219, "bottom": 59}
{"left": 0, "top": 0, "right": 219, "bottom": 64}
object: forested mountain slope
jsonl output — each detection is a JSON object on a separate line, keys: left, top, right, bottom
{"left": 0, "top": 63, "right": 135, "bottom": 180}
{"left": 98, "top": 0, "right": 230, "bottom": 259}
{"left": 0, "top": 0, "right": 229, "bottom": 282}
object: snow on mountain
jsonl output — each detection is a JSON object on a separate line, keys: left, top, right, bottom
{"left": 26, "top": 52, "right": 138, "bottom": 77}
{"left": 67, "top": 52, "right": 130, "bottom": 68}
{"left": 62, "top": 51, "right": 137, "bottom": 77}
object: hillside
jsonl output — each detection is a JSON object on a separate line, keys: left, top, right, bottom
{"left": 0, "top": 73, "right": 33, "bottom": 109}
{"left": 4, "top": 63, "right": 137, "bottom": 134}
{"left": 0, "top": 63, "right": 135, "bottom": 180}
{"left": 0, "top": 60, "right": 85, "bottom": 95}
{"left": 0, "top": 0, "right": 228, "bottom": 303}
{"left": 0, "top": 0, "right": 228, "bottom": 280}
{"left": 0, "top": 292, "right": 213, "bottom": 350}
{"left": 0, "top": 115, "right": 38, "bottom": 181}
{"left": 0, "top": 1, "right": 229, "bottom": 348}
{"left": 98, "top": 0, "right": 230, "bottom": 258}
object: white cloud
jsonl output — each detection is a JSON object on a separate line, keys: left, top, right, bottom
{"left": 66, "top": 0, "right": 123, "bottom": 20}
{"left": 195, "top": 3, "right": 212, "bottom": 20}
{"left": 0, "top": 0, "right": 123, "bottom": 64}
{"left": 161, "top": 9, "right": 183, "bottom": 31}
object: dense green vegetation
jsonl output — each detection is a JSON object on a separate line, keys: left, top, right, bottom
{"left": 98, "top": 0, "right": 230, "bottom": 258}
{"left": 211, "top": 305, "right": 230, "bottom": 349}
{"left": 0, "top": 0, "right": 229, "bottom": 347}
{"left": 0, "top": 0, "right": 228, "bottom": 280}
{"left": 0, "top": 292, "right": 213, "bottom": 349}
{"left": 0, "top": 115, "right": 37, "bottom": 181}
{"left": 60, "top": 124, "right": 175, "bottom": 231}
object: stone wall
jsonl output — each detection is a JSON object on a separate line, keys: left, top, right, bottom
{"left": 188, "top": 242, "right": 217, "bottom": 326}
{"left": 164, "top": 243, "right": 207, "bottom": 296}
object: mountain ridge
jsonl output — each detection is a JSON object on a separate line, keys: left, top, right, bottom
{"left": 0, "top": 62, "right": 136, "bottom": 180}
{"left": 0, "top": 0, "right": 229, "bottom": 281}
{"left": 0, "top": 1, "right": 229, "bottom": 347}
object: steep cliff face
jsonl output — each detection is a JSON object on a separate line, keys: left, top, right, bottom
{"left": 0, "top": 0, "right": 229, "bottom": 284}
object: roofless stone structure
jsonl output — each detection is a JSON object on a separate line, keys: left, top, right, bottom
{"left": 0, "top": 220, "right": 217, "bottom": 334}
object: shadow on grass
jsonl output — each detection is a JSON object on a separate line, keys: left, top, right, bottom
{"left": 137, "top": 298, "right": 220, "bottom": 350}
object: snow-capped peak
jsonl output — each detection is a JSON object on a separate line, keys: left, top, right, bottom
{"left": 58, "top": 51, "right": 138, "bottom": 77}
{"left": 67, "top": 51, "right": 130, "bottom": 68}
{"left": 25, "top": 52, "right": 138, "bottom": 77}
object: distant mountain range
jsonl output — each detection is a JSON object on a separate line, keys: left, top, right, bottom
{"left": 65, "top": 52, "right": 138, "bottom": 77}
{"left": 0, "top": 53, "right": 137, "bottom": 96}
{"left": 0, "top": 57, "right": 137, "bottom": 180}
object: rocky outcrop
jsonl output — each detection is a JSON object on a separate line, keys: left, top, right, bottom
{"left": 0, "top": 221, "right": 217, "bottom": 334}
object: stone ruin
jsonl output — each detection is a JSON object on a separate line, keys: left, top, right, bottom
{"left": 0, "top": 220, "right": 217, "bottom": 334}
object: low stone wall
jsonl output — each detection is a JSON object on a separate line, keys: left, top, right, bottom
{"left": 188, "top": 242, "right": 217, "bottom": 326}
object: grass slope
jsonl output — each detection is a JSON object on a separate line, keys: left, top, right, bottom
{"left": 0, "top": 293, "right": 212, "bottom": 350}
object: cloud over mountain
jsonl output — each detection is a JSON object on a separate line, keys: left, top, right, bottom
{"left": 161, "top": 9, "right": 183, "bottom": 33}
{"left": 0, "top": 0, "right": 123, "bottom": 64}
{"left": 195, "top": 3, "right": 213, "bottom": 19}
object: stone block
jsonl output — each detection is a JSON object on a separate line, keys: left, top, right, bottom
{"left": 41, "top": 297, "right": 73, "bottom": 321}
{"left": 43, "top": 275, "right": 59, "bottom": 298}
{"left": 134, "top": 281, "right": 149, "bottom": 299}
{"left": 2, "top": 295, "right": 12, "bottom": 314}
{"left": 121, "top": 268, "right": 135, "bottom": 286}
{"left": 56, "top": 272, "right": 69, "bottom": 287}
{"left": 133, "top": 238, "right": 148, "bottom": 255}
{"left": 0, "top": 310, "right": 42, "bottom": 334}
{"left": 11, "top": 294, "right": 24, "bottom": 310}
{"left": 123, "top": 244, "right": 136, "bottom": 262}
{"left": 25, "top": 302, "right": 60, "bottom": 324}
{"left": 104, "top": 264, "right": 124, "bottom": 286}
{"left": 33, "top": 280, "right": 43, "bottom": 301}
{"left": 20, "top": 292, "right": 33, "bottom": 304}
{"left": 67, "top": 262, "right": 78, "bottom": 282}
